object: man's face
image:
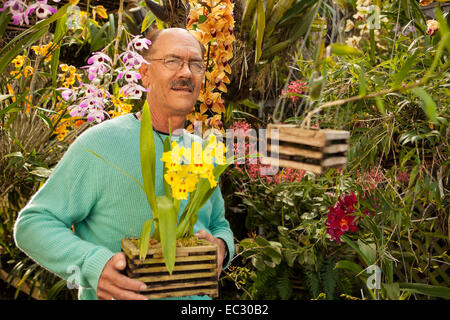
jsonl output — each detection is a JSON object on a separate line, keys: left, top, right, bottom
{"left": 140, "top": 30, "right": 204, "bottom": 117}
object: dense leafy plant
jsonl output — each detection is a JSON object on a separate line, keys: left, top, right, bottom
{"left": 222, "top": 0, "right": 449, "bottom": 300}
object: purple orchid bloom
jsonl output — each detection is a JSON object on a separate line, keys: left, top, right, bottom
{"left": 26, "top": 0, "right": 57, "bottom": 20}
{"left": 87, "top": 52, "right": 113, "bottom": 66}
{"left": 117, "top": 68, "right": 142, "bottom": 83}
{"left": 119, "top": 83, "right": 148, "bottom": 99}
{"left": 127, "top": 35, "right": 152, "bottom": 52}
{"left": 82, "top": 83, "right": 102, "bottom": 97}
{"left": 120, "top": 50, "right": 149, "bottom": 68}
{"left": 86, "top": 108, "right": 108, "bottom": 123}
{"left": 68, "top": 105, "right": 85, "bottom": 118}
{"left": 79, "top": 96, "right": 104, "bottom": 110}
{"left": 59, "top": 88, "right": 76, "bottom": 101}
{"left": 82, "top": 52, "right": 112, "bottom": 81}
{"left": 1, "top": 0, "right": 29, "bottom": 26}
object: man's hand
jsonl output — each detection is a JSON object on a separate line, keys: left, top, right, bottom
{"left": 97, "top": 252, "right": 148, "bottom": 300}
{"left": 195, "top": 230, "right": 227, "bottom": 278}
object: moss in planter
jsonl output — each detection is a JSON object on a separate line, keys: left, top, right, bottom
{"left": 130, "top": 236, "right": 211, "bottom": 249}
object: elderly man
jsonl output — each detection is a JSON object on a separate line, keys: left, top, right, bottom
{"left": 14, "top": 28, "right": 234, "bottom": 300}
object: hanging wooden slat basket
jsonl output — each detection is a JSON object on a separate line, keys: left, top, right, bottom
{"left": 261, "top": 124, "right": 350, "bottom": 174}
{"left": 121, "top": 238, "right": 219, "bottom": 299}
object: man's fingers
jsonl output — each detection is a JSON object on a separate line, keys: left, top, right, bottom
{"left": 195, "top": 229, "right": 213, "bottom": 241}
{"left": 112, "top": 272, "right": 147, "bottom": 292}
{"left": 110, "top": 252, "right": 127, "bottom": 270}
{"left": 108, "top": 285, "right": 148, "bottom": 300}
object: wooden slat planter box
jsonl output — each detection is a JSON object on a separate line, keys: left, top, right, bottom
{"left": 262, "top": 124, "right": 350, "bottom": 174}
{"left": 121, "top": 238, "right": 219, "bottom": 299}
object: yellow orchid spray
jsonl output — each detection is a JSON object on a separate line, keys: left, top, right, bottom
{"left": 161, "top": 135, "right": 226, "bottom": 200}
{"left": 86, "top": 102, "right": 231, "bottom": 274}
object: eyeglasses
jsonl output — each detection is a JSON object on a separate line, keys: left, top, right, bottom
{"left": 148, "top": 57, "right": 206, "bottom": 74}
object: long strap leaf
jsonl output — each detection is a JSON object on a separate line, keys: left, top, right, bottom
{"left": 139, "top": 218, "right": 154, "bottom": 261}
{"left": 140, "top": 101, "right": 158, "bottom": 216}
{"left": 157, "top": 195, "right": 177, "bottom": 274}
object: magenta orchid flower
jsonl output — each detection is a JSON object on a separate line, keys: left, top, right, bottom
{"left": 117, "top": 68, "right": 142, "bottom": 83}
{"left": 68, "top": 105, "right": 85, "bottom": 118}
{"left": 119, "top": 83, "right": 148, "bottom": 99}
{"left": 83, "top": 52, "right": 112, "bottom": 81}
{"left": 26, "top": 0, "right": 57, "bottom": 20}
{"left": 127, "top": 35, "right": 152, "bottom": 51}
{"left": 59, "top": 88, "right": 76, "bottom": 101}
{"left": 0, "top": 0, "right": 29, "bottom": 25}
{"left": 87, "top": 52, "right": 113, "bottom": 66}
{"left": 120, "top": 50, "right": 149, "bottom": 68}
{"left": 82, "top": 83, "right": 105, "bottom": 98}
{"left": 86, "top": 108, "right": 107, "bottom": 123}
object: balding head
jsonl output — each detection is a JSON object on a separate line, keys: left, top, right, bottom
{"left": 142, "top": 28, "right": 206, "bottom": 59}
{"left": 138, "top": 27, "right": 206, "bottom": 121}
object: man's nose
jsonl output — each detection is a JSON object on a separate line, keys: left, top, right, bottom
{"left": 178, "top": 61, "right": 193, "bottom": 77}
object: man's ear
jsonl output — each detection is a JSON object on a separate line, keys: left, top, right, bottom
{"left": 139, "top": 63, "right": 151, "bottom": 88}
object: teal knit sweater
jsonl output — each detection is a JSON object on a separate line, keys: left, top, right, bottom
{"left": 14, "top": 113, "right": 234, "bottom": 300}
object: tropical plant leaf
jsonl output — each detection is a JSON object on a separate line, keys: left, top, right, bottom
{"left": 0, "top": 8, "right": 11, "bottom": 38}
{"left": 341, "top": 236, "right": 370, "bottom": 266}
{"left": 382, "top": 282, "right": 400, "bottom": 300}
{"left": 141, "top": 10, "right": 156, "bottom": 33}
{"left": 255, "top": 0, "right": 265, "bottom": 63}
{"left": 330, "top": 43, "right": 363, "bottom": 56}
{"left": 392, "top": 51, "right": 419, "bottom": 89}
{"left": 162, "top": 136, "right": 172, "bottom": 198}
{"left": 140, "top": 100, "right": 158, "bottom": 215}
{"left": 139, "top": 218, "right": 153, "bottom": 261}
{"left": 0, "top": 26, "right": 49, "bottom": 75}
{"left": 264, "top": 0, "right": 295, "bottom": 39}
{"left": 50, "top": 12, "right": 67, "bottom": 88}
{"left": 240, "top": 0, "right": 257, "bottom": 33}
{"left": 399, "top": 283, "right": 450, "bottom": 299}
{"left": 156, "top": 195, "right": 177, "bottom": 274}
{"left": 335, "top": 260, "right": 364, "bottom": 277}
{"left": 411, "top": 87, "right": 438, "bottom": 124}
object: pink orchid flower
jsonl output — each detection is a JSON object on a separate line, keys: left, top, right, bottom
{"left": 120, "top": 50, "right": 149, "bottom": 68}
{"left": 83, "top": 52, "right": 112, "bottom": 81}
{"left": 127, "top": 35, "right": 152, "bottom": 51}
{"left": 117, "top": 68, "right": 142, "bottom": 83}
{"left": 59, "top": 88, "right": 76, "bottom": 101}
{"left": 0, "top": 0, "right": 29, "bottom": 25}
{"left": 119, "top": 83, "right": 148, "bottom": 99}
{"left": 26, "top": 0, "right": 57, "bottom": 20}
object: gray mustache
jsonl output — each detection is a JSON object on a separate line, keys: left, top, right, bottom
{"left": 170, "top": 79, "right": 195, "bottom": 91}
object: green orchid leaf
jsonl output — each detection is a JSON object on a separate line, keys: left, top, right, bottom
{"left": 140, "top": 101, "right": 158, "bottom": 216}
{"left": 411, "top": 87, "right": 438, "bottom": 124}
{"left": 399, "top": 283, "right": 450, "bottom": 299}
{"left": 255, "top": 0, "right": 265, "bottom": 63}
{"left": 139, "top": 218, "right": 154, "bottom": 261}
{"left": 51, "top": 13, "right": 67, "bottom": 88}
{"left": 240, "top": 0, "right": 257, "bottom": 33}
{"left": 162, "top": 136, "right": 172, "bottom": 198}
{"left": 157, "top": 195, "right": 177, "bottom": 274}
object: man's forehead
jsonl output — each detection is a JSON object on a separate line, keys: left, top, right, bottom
{"left": 152, "top": 30, "right": 202, "bottom": 58}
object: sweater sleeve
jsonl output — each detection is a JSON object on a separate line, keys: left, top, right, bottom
{"left": 13, "top": 133, "right": 115, "bottom": 296}
{"left": 208, "top": 186, "right": 234, "bottom": 269}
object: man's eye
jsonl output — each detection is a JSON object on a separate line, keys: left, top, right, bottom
{"left": 191, "top": 62, "right": 204, "bottom": 70}
{"left": 165, "top": 59, "right": 180, "bottom": 65}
